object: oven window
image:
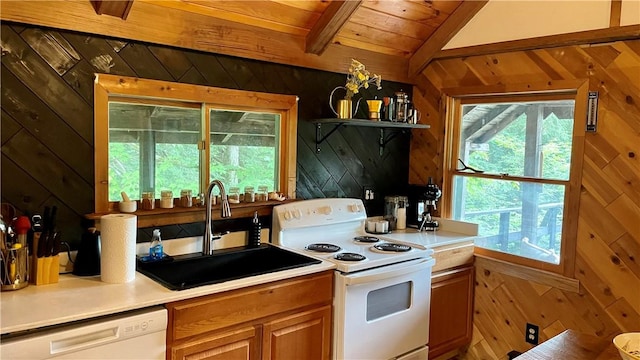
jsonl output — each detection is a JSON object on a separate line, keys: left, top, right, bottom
{"left": 366, "top": 281, "right": 412, "bottom": 321}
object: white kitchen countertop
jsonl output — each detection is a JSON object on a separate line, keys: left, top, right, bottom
{"left": 1, "top": 220, "right": 476, "bottom": 336}
{"left": 0, "top": 259, "right": 334, "bottom": 335}
{"left": 378, "top": 218, "right": 479, "bottom": 248}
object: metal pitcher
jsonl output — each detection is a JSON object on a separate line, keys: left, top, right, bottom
{"left": 330, "top": 86, "right": 361, "bottom": 119}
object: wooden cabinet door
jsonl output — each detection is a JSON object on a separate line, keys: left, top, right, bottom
{"left": 171, "top": 326, "right": 260, "bottom": 360}
{"left": 262, "top": 306, "right": 332, "bottom": 360}
{"left": 429, "top": 266, "right": 474, "bottom": 359}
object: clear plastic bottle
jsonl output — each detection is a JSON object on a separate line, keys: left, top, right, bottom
{"left": 149, "top": 229, "right": 163, "bottom": 259}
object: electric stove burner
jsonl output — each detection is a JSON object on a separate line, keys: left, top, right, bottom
{"left": 334, "top": 252, "right": 367, "bottom": 262}
{"left": 306, "top": 243, "right": 341, "bottom": 253}
{"left": 373, "top": 243, "right": 412, "bottom": 253}
{"left": 354, "top": 236, "right": 380, "bottom": 243}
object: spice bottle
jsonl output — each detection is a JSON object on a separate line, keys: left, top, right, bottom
{"left": 141, "top": 192, "right": 155, "bottom": 210}
{"left": 160, "top": 190, "right": 173, "bottom": 209}
{"left": 249, "top": 211, "right": 261, "bottom": 247}
{"left": 244, "top": 186, "right": 255, "bottom": 203}
{"left": 180, "top": 189, "right": 192, "bottom": 208}
{"left": 228, "top": 187, "right": 240, "bottom": 204}
{"left": 257, "top": 186, "right": 268, "bottom": 202}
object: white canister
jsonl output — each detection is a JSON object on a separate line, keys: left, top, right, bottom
{"left": 160, "top": 190, "right": 174, "bottom": 208}
{"left": 375, "top": 220, "right": 389, "bottom": 233}
{"left": 366, "top": 220, "right": 377, "bottom": 233}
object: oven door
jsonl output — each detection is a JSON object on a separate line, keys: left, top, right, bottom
{"left": 333, "top": 257, "right": 435, "bottom": 360}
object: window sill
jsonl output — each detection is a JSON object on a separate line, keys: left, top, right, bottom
{"left": 474, "top": 254, "right": 580, "bottom": 293}
{"left": 86, "top": 200, "right": 295, "bottom": 228}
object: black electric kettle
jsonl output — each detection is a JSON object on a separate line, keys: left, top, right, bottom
{"left": 73, "top": 228, "right": 101, "bottom": 276}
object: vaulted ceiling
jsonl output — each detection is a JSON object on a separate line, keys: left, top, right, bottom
{"left": 1, "top": 1, "right": 638, "bottom": 84}
{"left": 0, "top": 0, "right": 489, "bottom": 83}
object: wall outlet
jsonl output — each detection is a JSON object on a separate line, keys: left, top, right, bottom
{"left": 525, "top": 323, "right": 539, "bottom": 345}
{"left": 363, "top": 186, "right": 375, "bottom": 201}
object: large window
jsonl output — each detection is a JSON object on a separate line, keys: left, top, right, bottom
{"left": 444, "top": 84, "right": 587, "bottom": 274}
{"left": 94, "top": 74, "right": 298, "bottom": 213}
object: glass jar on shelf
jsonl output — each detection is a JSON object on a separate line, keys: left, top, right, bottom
{"left": 257, "top": 186, "right": 269, "bottom": 202}
{"left": 141, "top": 192, "right": 155, "bottom": 210}
{"left": 244, "top": 186, "right": 255, "bottom": 203}
{"left": 179, "top": 189, "right": 192, "bottom": 208}
{"left": 160, "top": 190, "right": 174, "bottom": 209}
{"left": 228, "top": 187, "right": 240, "bottom": 204}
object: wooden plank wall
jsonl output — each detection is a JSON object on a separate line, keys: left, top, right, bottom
{"left": 410, "top": 40, "right": 640, "bottom": 358}
{"left": 1, "top": 23, "right": 411, "bottom": 246}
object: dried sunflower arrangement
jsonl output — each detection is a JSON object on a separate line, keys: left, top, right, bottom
{"left": 343, "top": 59, "right": 382, "bottom": 100}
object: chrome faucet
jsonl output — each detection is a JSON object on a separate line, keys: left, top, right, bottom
{"left": 203, "top": 180, "right": 232, "bottom": 255}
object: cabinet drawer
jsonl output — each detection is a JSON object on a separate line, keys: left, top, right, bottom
{"left": 431, "top": 241, "right": 474, "bottom": 273}
{"left": 167, "top": 271, "right": 333, "bottom": 340}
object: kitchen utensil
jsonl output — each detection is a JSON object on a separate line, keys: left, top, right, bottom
{"left": 366, "top": 99, "right": 383, "bottom": 120}
{"left": 14, "top": 216, "right": 30, "bottom": 247}
{"left": 119, "top": 200, "right": 137, "bottom": 213}
{"left": 73, "top": 228, "right": 101, "bottom": 276}
{"left": 393, "top": 90, "right": 409, "bottom": 122}
{"left": 382, "top": 97, "right": 394, "bottom": 121}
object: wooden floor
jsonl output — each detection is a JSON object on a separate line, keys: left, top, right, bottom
{"left": 411, "top": 40, "right": 640, "bottom": 359}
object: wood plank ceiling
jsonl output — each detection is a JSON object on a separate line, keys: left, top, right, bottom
{"left": 0, "top": 0, "right": 486, "bottom": 83}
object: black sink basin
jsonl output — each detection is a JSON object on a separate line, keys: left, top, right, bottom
{"left": 137, "top": 244, "right": 321, "bottom": 291}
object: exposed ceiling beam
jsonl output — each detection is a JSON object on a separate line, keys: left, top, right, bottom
{"left": 306, "top": 0, "right": 362, "bottom": 55}
{"left": 408, "top": 0, "right": 489, "bottom": 77}
{"left": 434, "top": 25, "right": 640, "bottom": 61}
{"left": 610, "top": 0, "right": 622, "bottom": 27}
{"left": 90, "top": 0, "right": 134, "bottom": 20}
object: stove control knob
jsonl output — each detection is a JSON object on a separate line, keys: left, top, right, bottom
{"left": 348, "top": 204, "right": 358, "bottom": 212}
{"left": 283, "top": 210, "right": 293, "bottom": 220}
{"left": 319, "top": 206, "right": 332, "bottom": 215}
{"left": 293, "top": 209, "right": 302, "bottom": 219}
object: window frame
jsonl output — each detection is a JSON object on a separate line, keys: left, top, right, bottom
{"left": 94, "top": 74, "right": 298, "bottom": 214}
{"left": 441, "top": 80, "right": 588, "bottom": 276}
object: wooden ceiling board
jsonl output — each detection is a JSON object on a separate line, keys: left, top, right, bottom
{"left": 362, "top": 0, "right": 459, "bottom": 27}
{"left": 142, "top": 0, "right": 311, "bottom": 35}
{"left": 183, "top": 0, "right": 322, "bottom": 30}
{"left": 1, "top": 0, "right": 410, "bottom": 82}
{"left": 333, "top": 35, "right": 411, "bottom": 58}
{"left": 339, "top": 22, "right": 423, "bottom": 53}
{"left": 349, "top": 6, "right": 437, "bottom": 40}
{"left": 270, "top": 0, "right": 331, "bottom": 13}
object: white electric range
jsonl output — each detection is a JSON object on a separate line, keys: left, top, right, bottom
{"left": 272, "top": 198, "right": 435, "bottom": 360}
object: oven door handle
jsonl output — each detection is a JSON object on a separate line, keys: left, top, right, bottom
{"left": 343, "top": 258, "right": 434, "bottom": 286}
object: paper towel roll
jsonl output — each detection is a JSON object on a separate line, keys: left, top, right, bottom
{"left": 100, "top": 214, "right": 137, "bottom": 283}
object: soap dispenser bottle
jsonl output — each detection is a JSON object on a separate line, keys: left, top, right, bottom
{"left": 149, "top": 229, "right": 163, "bottom": 259}
{"left": 249, "top": 211, "right": 261, "bottom": 247}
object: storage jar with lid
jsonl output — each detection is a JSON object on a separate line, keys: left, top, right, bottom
{"left": 244, "top": 186, "right": 255, "bottom": 203}
{"left": 179, "top": 189, "right": 193, "bottom": 208}
{"left": 141, "top": 192, "right": 155, "bottom": 210}
{"left": 228, "top": 187, "right": 240, "bottom": 204}
{"left": 257, "top": 186, "right": 269, "bottom": 201}
{"left": 160, "top": 190, "right": 174, "bottom": 208}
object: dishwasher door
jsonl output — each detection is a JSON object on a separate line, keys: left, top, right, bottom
{"left": 0, "top": 306, "right": 167, "bottom": 359}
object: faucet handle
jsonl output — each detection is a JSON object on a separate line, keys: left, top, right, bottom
{"left": 212, "top": 231, "right": 230, "bottom": 241}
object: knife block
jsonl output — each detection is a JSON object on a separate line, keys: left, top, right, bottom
{"left": 30, "top": 236, "right": 59, "bottom": 285}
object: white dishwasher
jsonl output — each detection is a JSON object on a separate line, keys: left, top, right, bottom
{"left": 0, "top": 306, "right": 167, "bottom": 359}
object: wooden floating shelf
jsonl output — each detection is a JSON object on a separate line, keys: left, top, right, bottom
{"left": 86, "top": 200, "right": 295, "bottom": 228}
{"left": 312, "top": 118, "right": 430, "bottom": 155}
